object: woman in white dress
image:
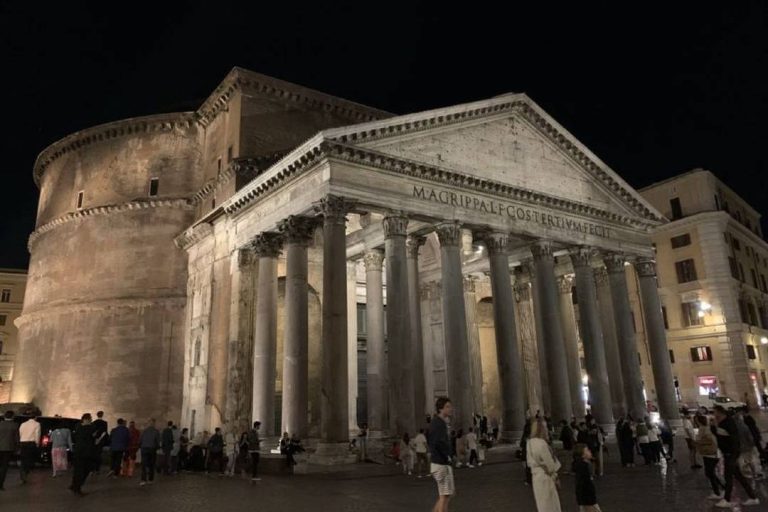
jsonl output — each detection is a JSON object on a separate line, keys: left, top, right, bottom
{"left": 526, "top": 418, "right": 562, "bottom": 512}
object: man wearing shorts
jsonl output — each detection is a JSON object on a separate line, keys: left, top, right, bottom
{"left": 429, "top": 397, "right": 455, "bottom": 512}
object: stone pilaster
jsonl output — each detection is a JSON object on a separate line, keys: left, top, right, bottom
{"left": 484, "top": 232, "right": 525, "bottom": 440}
{"left": 463, "top": 275, "right": 484, "bottom": 416}
{"left": 278, "top": 216, "right": 316, "bottom": 438}
{"left": 604, "top": 253, "right": 646, "bottom": 420}
{"left": 251, "top": 232, "right": 282, "bottom": 436}
{"left": 557, "top": 274, "right": 586, "bottom": 419}
{"left": 570, "top": 247, "right": 613, "bottom": 428}
{"left": 406, "top": 235, "right": 428, "bottom": 424}
{"left": 594, "top": 267, "right": 626, "bottom": 419}
{"left": 635, "top": 258, "right": 680, "bottom": 426}
{"left": 363, "top": 250, "right": 386, "bottom": 434}
{"left": 530, "top": 241, "right": 572, "bottom": 423}
{"left": 383, "top": 213, "right": 415, "bottom": 435}
{"left": 435, "top": 221, "right": 473, "bottom": 429}
{"left": 525, "top": 260, "right": 551, "bottom": 415}
{"left": 513, "top": 269, "right": 542, "bottom": 414}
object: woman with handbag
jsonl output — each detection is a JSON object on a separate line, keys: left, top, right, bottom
{"left": 527, "top": 418, "right": 563, "bottom": 512}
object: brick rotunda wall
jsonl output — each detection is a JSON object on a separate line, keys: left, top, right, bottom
{"left": 11, "top": 113, "right": 201, "bottom": 423}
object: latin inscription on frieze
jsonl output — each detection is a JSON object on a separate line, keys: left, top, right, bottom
{"left": 412, "top": 185, "right": 611, "bottom": 239}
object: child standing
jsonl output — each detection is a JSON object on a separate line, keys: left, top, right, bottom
{"left": 572, "top": 443, "right": 602, "bottom": 512}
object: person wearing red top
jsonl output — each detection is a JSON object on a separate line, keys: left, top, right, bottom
{"left": 122, "top": 421, "right": 141, "bottom": 477}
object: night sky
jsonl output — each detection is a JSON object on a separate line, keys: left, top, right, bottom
{"left": 2, "top": 2, "right": 767, "bottom": 269}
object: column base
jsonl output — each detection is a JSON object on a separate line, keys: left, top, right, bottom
{"left": 308, "top": 441, "right": 358, "bottom": 466}
{"left": 499, "top": 430, "right": 523, "bottom": 444}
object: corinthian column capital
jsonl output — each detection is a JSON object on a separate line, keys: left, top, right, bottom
{"left": 279, "top": 216, "right": 318, "bottom": 245}
{"left": 557, "top": 275, "right": 574, "bottom": 295}
{"left": 435, "top": 221, "right": 462, "bottom": 247}
{"left": 593, "top": 267, "right": 610, "bottom": 287}
{"left": 482, "top": 232, "right": 510, "bottom": 255}
{"left": 406, "top": 235, "right": 426, "bottom": 258}
{"left": 363, "top": 249, "right": 384, "bottom": 271}
{"left": 529, "top": 240, "right": 554, "bottom": 261}
{"left": 251, "top": 232, "right": 283, "bottom": 258}
{"left": 603, "top": 252, "right": 627, "bottom": 274}
{"left": 315, "top": 195, "right": 355, "bottom": 225}
{"left": 634, "top": 258, "right": 658, "bottom": 278}
{"left": 382, "top": 213, "right": 409, "bottom": 238}
{"left": 569, "top": 246, "right": 596, "bottom": 268}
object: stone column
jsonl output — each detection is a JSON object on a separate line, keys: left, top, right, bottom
{"left": 407, "top": 236, "right": 428, "bottom": 425}
{"left": 347, "top": 260, "right": 359, "bottom": 434}
{"left": 464, "top": 275, "right": 484, "bottom": 416}
{"left": 513, "top": 271, "right": 542, "bottom": 414}
{"left": 435, "top": 221, "right": 474, "bottom": 429}
{"left": 530, "top": 241, "right": 572, "bottom": 423}
{"left": 279, "top": 216, "right": 315, "bottom": 439}
{"left": 595, "top": 268, "right": 626, "bottom": 419}
{"left": 571, "top": 247, "right": 613, "bottom": 428}
{"left": 363, "top": 250, "right": 386, "bottom": 434}
{"left": 251, "top": 232, "right": 282, "bottom": 436}
{"left": 604, "top": 253, "right": 646, "bottom": 421}
{"left": 317, "top": 196, "right": 353, "bottom": 446}
{"left": 526, "top": 261, "right": 551, "bottom": 415}
{"left": 484, "top": 233, "right": 526, "bottom": 440}
{"left": 383, "top": 213, "right": 415, "bottom": 435}
{"left": 635, "top": 258, "right": 680, "bottom": 426}
{"left": 226, "top": 248, "right": 256, "bottom": 435}
{"left": 557, "top": 275, "right": 585, "bottom": 419}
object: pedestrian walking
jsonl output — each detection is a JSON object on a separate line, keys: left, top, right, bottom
{"left": 572, "top": 443, "right": 602, "bottom": 512}
{"left": 357, "top": 424, "right": 368, "bottom": 462}
{"left": 735, "top": 408, "right": 763, "bottom": 480}
{"left": 635, "top": 419, "right": 652, "bottom": 465}
{"left": 712, "top": 406, "right": 760, "bottom": 508}
{"left": 69, "top": 413, "right": 98, "bottom": 496}
{"left": 206, "top": 427, "right": 225, "bottom": 474}
{"left": 91, "top": 411, "right": 108, "bottom": 474}
{"left": 161, "top": 421, "right": 174, "bottom": 475}
{"left": 527, "top": 418, "right": 562, "bottom": 512}
{"left": 50, "top": 425, "right": 73, "bottom": 477}
{"left": 465, "top": 428, "right": 479, "bottom": 468}
{"left": 682, "top": 412, "right": 701, "bottom": 469}
{"left": 648, "top": 422, "right": 662, "bottom": 464}
{"left": 139, "top": 418, "right": 160, "bottom": 486}
{"left": 413, "top": 428, "right": 429, "bottom": 477}
{"left": 178, "top": 428, "right": 190, "bottom": 472}
{"left": 400, "top": 432, "right": 415, "bottom": 475}
{"left": 616, "top": 417, "right": 635, "bottom": 467}
{"left": 559, "top": 420, "right": 575, "bottom": 451}
{"left": 224, "top": 429, "right": 238, "bottom": 475}
{"left": 18, "top": 415, "right": 41, "bottom": 483}
{"left": 659, "top": 420, "right": 676, "bottom": 463}
{"left": 170, "top": 425, "right": 181, "bottom": 474}
{"left": 0, "top": 410, "right": 20, "bottom": 490}
{"left": 428, "top": 397, "right": 455, "bottom": 512}
{"left": 247, "top": 421, "right": 261, "bottom": 482}
{"left": 122, "top": 420, "right": 141, "bottom": 477}
{"left": 694, "top": 414, "right": 724, "bottom": 500}
{"left": 108, "top": 418, "right": 129, "bottom": 477}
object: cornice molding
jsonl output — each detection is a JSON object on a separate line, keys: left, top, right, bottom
{"left": 191, "top": 152, "right": 288, "bottom": 204}
{"left": 224, "top": 139, "right": 659, "bottom": 232}
{"left": 33, "top": 112, "right": 198, "bottom": 187}
{"left": 196, "top": 67, "right": 391, "bottom": 128}
{"left": 175, "top": 222, "right": 214, "bottom": 251}
{"left": 29, "top": 198, "right": 194, "bottom": 251}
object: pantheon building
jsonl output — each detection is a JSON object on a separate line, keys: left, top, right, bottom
{"left": 12, "top": 68, "right": 679, "bottom": 454}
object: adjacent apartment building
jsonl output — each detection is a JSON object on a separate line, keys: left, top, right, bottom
{"left": 0, "top": 268, "right": 26, "bottom": 401}
{"left": 635, "top": 169, "right": 768, "bottom": 408}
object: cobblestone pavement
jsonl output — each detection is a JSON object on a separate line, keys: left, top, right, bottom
{"left": 2, "top": 413, "right": 768, "bottom": 512}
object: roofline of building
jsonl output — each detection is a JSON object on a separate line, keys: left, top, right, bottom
{"left": 0, "top": 268, "right": 27, "bottom": 275}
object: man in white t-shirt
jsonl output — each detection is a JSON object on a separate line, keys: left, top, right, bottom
{"left": 465, "top": 428, "right": 479, "bottom": 468}
{"left": 413, "top": 429, "right": 429, "bottom": 478}
{"left": 682, "top": 412, "right": 701, "bottom": 469}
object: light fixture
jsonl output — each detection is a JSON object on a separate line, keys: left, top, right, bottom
{"left": 697, "top": 310, "right": 706, "bottom": 318}
{"left": 761, "top": 336, "right": 768, "bottom": 345}
{"left": 699, "top": 301, "right": 712, "bottom": 311}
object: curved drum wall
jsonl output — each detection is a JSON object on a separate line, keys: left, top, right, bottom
{"left": 12, "top": 115, "right": 200, "bottom": 422}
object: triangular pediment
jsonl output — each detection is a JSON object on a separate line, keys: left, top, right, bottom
{"left": 324, "top": 95, "right": 662, "bottom": 223}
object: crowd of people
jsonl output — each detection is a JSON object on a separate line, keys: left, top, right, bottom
{"left": 0, "top": 409, "right": 311, "bottom": 496}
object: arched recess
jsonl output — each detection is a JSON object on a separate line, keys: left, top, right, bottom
{"left": 476, "top": 296, "right": 502, "bottom": 423}
{"left": 275, "top": 278, "right": 322, "bottom": 437}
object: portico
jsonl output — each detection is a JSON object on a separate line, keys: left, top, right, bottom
{"left": 178, "top": 92, "right": 679, "bottom": 455}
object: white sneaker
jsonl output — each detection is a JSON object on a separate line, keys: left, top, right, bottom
{"left": 714, "top": 499, "right": 733, "bottom": 509}
{"left": 468, "top": 464, "right": 474, "bottom": 468}
{"left": 139, "top": 481, "right": 147, "bottom": 486}
{"left": 742, "top": 498, "right": 761, "bottom": 506}
{"left": 707, "top": 493, "right": 723, "bottom": 500}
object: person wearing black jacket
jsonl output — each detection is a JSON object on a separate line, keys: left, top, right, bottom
{"left": 428, "top": 397, "right": 454, "bottom": 512}
{"left": 572, "top": 443, "right": 601, "bottom": 511}
{"left": 69, "top": 413, "right": 98, "bottom": 496}
{"left": 712, "top": 406, "right": 759, "bottom": 507}
{"left": 91, "top": 411, "right": 108, "bottom": 474}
